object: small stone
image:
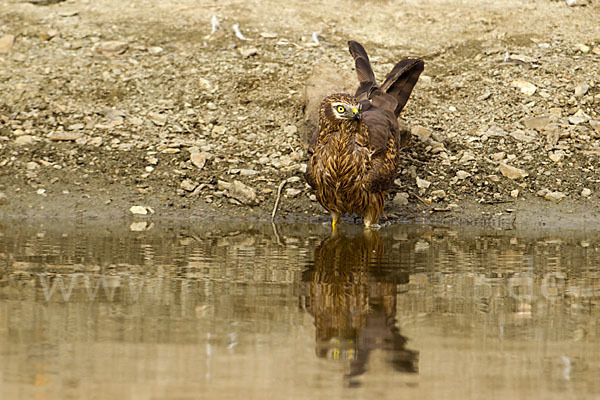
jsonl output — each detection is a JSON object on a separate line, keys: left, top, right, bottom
{"left": 260, "top": 32, "right": 278, "bottom": 38}
{"left": 239, "top": 169, "right": 258, "bottom": 176}
{"left": 240, "top": 47, "right": 258, "bottom": 58}
{"left": 412, "top": 126, "right": 432, "bottom": 141}
{"left": 431, "top": 189, "right": 446, "bottom": 198}
{"left": 181, "top": 179, "right": 198, "bottom": 192}
{"left": 499, "top": 163, "right": 528, "bottom": 180}
{"left": 147, "top": 112, "right": 167, "bottom": 126}
{"left": 130, "top": 205, "right": 150, "bottom": 215}
{"left": 285, "top": 188, "right": 302, "bottom": 198}
{"left": 459, "top": 151, "right": 475, "bottom": 164}
{"left": 68, "top": 123, "right": 85, "bottom": 131}
{"left": 574, "top": 43, "right": 590, "bottom": 52}
{"left": 491, "top": 152, "right": 506, "bottom": 161}
{"left": 148, "top": 46, "right": 163, "bottom": 55}
{"left": 130, "top": 221, "right": 151, "bottom": 232}
{"left": 574, "top": 83, "right": 589, "bottom": 98}
{"left": 212, "top": 125, "right": 226, "bottom": 135}
{"left": 456, "top": 170, "right": 471, "bottom": 180}
{"left": 568, "top": 110, "right": 590, "bottom": 125}
{"left": 511, "top": 80, "right": 537, "bottom": 96}
{"left": 89, "top": 137, "right": 103, "bottom": 147}
{"left": 49, "top": 131, "right": 82, "bottom": 141}
{"left": 283, "top": 125, "right": 298, "bottom": 135}
{"left": 522, "top": 116, "right": 549, "bottom": 131}
{"left": 98, "top": 40, "right": 128, "bottom": 56}
{"left": 190, "top": 151, "right": 212, "bottom": 169}
{"left": 393, "top": 192, "right": 409, "bottom": 206}
{"left": 145, "top": 166, "right": 154, "bottom": 173}
{"left": 207, "top": 102, "right": 217, "bottom": 111}
{"left": 416, "top": 177, "right": 431, "bottom": 189}
{"left": 217, "top": 180, "right": 259, "bottom": 205}
{"left": 549, "top": 150, "right": 565, "bottom": 162}
{"left": 544, "top": 191, "right": 566, "bottom": 202}
{"left": 0, "top": 192, "right": 7, "bottom": 205}
{"left": 510, "top": 189, "right": 519, "bottom": 198}
{"left": 0, "top": 34, "right": 15, "bottom": 54}
{"left": 26, "top": 161, "right": 39, "bottom": 170}
{"left": 287, "top": 176, "right": 301, "bottom": 183}
{"left": 581, "top": 188, "right": 592, "bottom": 197}
{"left": 36, "top": 188, "right": 46, "bottom": 196}
{"left": 509, "top": 130, "right": 536, "bottom": 142}
{"left": 537, "top": 188, "right": 549, "bottom": 197}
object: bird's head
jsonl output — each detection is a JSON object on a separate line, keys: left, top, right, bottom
{"left": 320, "top": 94, "right": 362, "bottom": 124}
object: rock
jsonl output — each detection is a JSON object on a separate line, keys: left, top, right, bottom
{"left": 217, "top": 180, "right": 259, "bottom": 205}
{"left": 14, "top": 135, "right": 35, "bottom": 146}
{"left": 581, "top": 188, "right": 592, "bottom": 197}
{"left": 0, "top": 192, "right": 7, "bottom": 205}
{"left": 549, "top": 150, "right": 565, "bottom": 162}
{"left": 509, "top": 129, "right": 536, "bottom": 142}
{"left": 510, "top": 189, "right": 519, "bottom": 198}
{"left": 491, "top": 152, "right": 506, "bottom": 161}
{"left": 574, "top": 43, "right": 590, "bottom": 52}
{"left": 98, "top": 40, "right": 128, "bottom": 56}
{"left": 207, "top": 102, "right": 217, "bottom": 111}
{"left": 239, "top": 169, "right": 258, "bottom": 176}
{"left": 416, "top": 177, "right": 431, "bottom": 189}
{"left": 190, "top": 151, "right": 212, "bottom": 169}
{"left": 393, "top": 192, "right": 409, "bottom": 206}
{"left": 544, "top": 191, "right": 566, "bottom": 202}
{"left": 522, "top": 116, "right": 549, "bottom": 131}
{"left": 456, "top": 170, "right": 471, "bottom": 180}
{"left": 148, "top": 46, "right": 163, "bottom": 55}
{"left": 0, "top": 34, "right": 15, "bottom": 54}
{"left": 180, "top": 179, "right": 198, "bottom": 192}
{"left": 537, "top": 188, "right": 549, "bottom": 197}
{"left": 260, "top": 32, "right": 278, "bottom": 39}
{"left": 459, "top": 151, "right": 475, "bottom": 164}
{"left": 574, "top": 83, "right": 589, "bottom": 98}
{"left": 49, "top": 131, "right": 82, "bottom": 141}
{"left": 568, "top": 110, "right": 590, "bottom": 125}
{"left": 285, "top": 188, "right": 302, "bottom": 198}
{"left": 283, "top": 125, "right": 298, "bottom": 135}
{"left": 240, "top": 47, "right": 258, "bottom": 58}
{"left": 412, "top": 126, "right": 432, "bottom": 141}
{"left": 511, "top": 80, "right": 536, "bottom": 96}
{"left": 499, "top": 163, "right": 528, "bottom": 180}
{"left": 26, "top": 161, "right": 39, "bottom": 170}
{"left": 130, "top": 221, "right": 152, "bottom": 232}
{"left": 287, "top": 176, "right": 301, "bottom": 183}
{"left": 130, "top": 205, "right": 150, "bottom": 215}
{"left": 68, "top": 123, "right": 84, "bottom": 130}
{"left": 147, "top": 112, "right": 167, "bottom": 126}
{"left": 431, "top": 189, "right": 446, "bottom": 198}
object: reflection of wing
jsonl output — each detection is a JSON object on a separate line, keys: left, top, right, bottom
{"left": 302, "top": 231, "right": 418, "bottom": 381}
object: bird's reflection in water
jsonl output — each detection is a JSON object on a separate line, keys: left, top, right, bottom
{"left": 301, "top": 229, "right": 418, "bottom": 385}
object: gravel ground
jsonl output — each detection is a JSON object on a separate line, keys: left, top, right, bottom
{"left": 1, "top": 0, "right": 599, "bottom": 228}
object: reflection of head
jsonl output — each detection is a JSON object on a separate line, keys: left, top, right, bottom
{"left": 302, "top": 230, "right": 418, "bottom": 381}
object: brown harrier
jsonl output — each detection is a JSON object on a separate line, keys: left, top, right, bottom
{"left": 305, "top": 41, "right": 424, "bottom": 228}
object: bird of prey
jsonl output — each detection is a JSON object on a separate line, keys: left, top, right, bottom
{"left": 305, "top": 41, "right": 424, "bottom": 228}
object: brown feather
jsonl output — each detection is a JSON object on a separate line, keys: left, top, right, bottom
{"left": 305, "top": 42, "right": 424, "bottom": 227}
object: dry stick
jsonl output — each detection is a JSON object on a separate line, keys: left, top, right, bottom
{"left": 271, "top": 180, "right": 287, "bottom": 221}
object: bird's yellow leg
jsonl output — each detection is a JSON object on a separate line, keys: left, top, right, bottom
{"left": 331, "top": 212, "right": 340, "bottom": 230}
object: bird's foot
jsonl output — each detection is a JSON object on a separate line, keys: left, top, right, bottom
{"left": 364, "top": 223, "right": 381, "bottom": 230}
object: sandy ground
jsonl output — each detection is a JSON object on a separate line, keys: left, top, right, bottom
{"left": 1, "top": 0, "right": 600, "bottom": 230}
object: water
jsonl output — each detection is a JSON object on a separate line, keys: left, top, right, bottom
{"left": 1, "top": 219, "right": 599, "bottom": 399}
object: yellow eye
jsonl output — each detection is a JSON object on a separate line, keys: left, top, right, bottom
{"left": 336, "top": 105, "right": 346, "bottom": 113}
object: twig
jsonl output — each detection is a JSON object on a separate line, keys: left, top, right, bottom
{"left": 271, "top": 180, "right": 287, "bottom": 221}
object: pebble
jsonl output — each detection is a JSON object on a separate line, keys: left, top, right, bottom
{"left": 147, "top": 112, "right": 167, "bottom": 126}
{"left": 283, "top": 125, "right": 298, "bottom": 135}
{"left": 574, "top": 83, "right": 589, "bottom": 98}
{"left": 180, "top": 179, "right": 198, "bottom": 192}
{"left": 416, "top": 177, "right": 431, "bottom": 189}
{"left": 581, "top": 188, "right": 592, "bottom": 197}
{"left": 239, "top": 169, "right": 258, "bottom": 176}
{"left": 287, "top": 176, "right": 301, "bottom": 183}
{"left": 511, "top": 80, "right": 537, "bottom": 96}
{"left": 190, "top": 151, "right": 211, "bottom": 169}
{"left": 285, "top": 188, "right": 302, "bottom": 198}
{"left": 568, "top": 110, "right": 590, "bottom": 125}
{"left": 459, "top": 151, "right": 475, "bottom": 164}
{"left": 456, "top": 170, "right": 471, "bottom": 180}
{"left": 49, "top": 131, "right": 82, "bottom": 141}
{"left": 491, "top": 152, "right": 506, "bottom": 161}
{"left": 0, "top": 192, "right": 7, "bottom": 205}
{"left": 148, "top": 46, "right": 163, "bottom": 55}
{"left": 240, "top": 47, "right": 258, "bottom": 58}
{"left": 431, "top": 189, "right": 446, "bottom": 198}
{"left": 217, "top": 180, "right": 258, "bottom": 205}
{"left": 98, "top": 40, "right": 129, "bottom": 56}
{"left": 260, "top": 32, "right": 278, "bottom": 39}
{"left": 499, "top": 163, "right": 528, "bottom": 180}
{"left": 545, "top": 191, "right": 566, "bottom": 202}
{"left": 522, "top": 116, "right": 549, "bottom": 131}
{"left": 393, "top": 192, "right": 409, "bottom": 206}
{"left": 68, "top": 123, "right": 85, "bottom": 130}
{"left": 26, "top": 161, "right": 39, "bottom": 170}
{"left": 511, "top": 189, "right": 519, "bottom": 198}
{"left": 411, "top": 126, "right": 432, "bottom": 141}
{"left": 14, "top": 135, "right": 35, "bottom": 146}
{"left": 207, "top": 102, "right": 217, "bottom": 111}
{"left": 574, "top": 43, "right": 590, "bottom": 52}
{"left": 130, "top": 205, "right": 153, "bottom": 215}
{"left": 509, "top": 130, "right": 535, "bottom": 143}
{"left": 0, "top": 34, "right": 15, "bottom": 54}
{"left": 549, "top": 150, "right": 565, "bottom": 162}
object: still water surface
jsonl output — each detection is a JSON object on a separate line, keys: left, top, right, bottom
{"left": 1, "top": 219, "right": 599, "bottom": 399}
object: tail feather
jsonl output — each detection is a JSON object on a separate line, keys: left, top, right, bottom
{"left": 348, "top": 41, "right": 376, "bottom": 99}
{"left": 380, "top": 59, "right": 424, "bottom": 117}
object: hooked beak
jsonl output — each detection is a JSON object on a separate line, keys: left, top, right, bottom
{"left": 352, "top": 106, "right": 360, "bottom": 120}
